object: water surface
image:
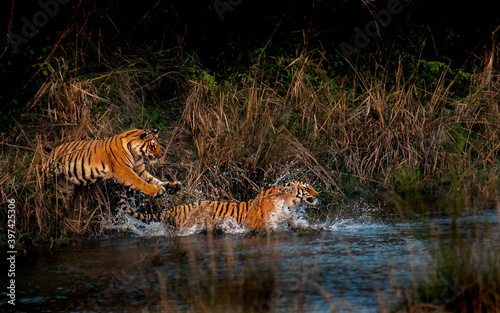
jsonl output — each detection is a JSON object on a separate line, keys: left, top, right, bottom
{"left": 3, "top": 206, "right": 498, "bottom": 312}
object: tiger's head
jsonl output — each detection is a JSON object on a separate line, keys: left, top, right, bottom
{"left": 278, "top": 181, "right": 319, "bottom": 209}
{"left": 138, "top": 129, "right": 162, "bottom": 159}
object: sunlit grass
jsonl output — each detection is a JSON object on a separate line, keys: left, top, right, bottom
{"left": 0, "top": 48, "right": 498, "bottom": 240}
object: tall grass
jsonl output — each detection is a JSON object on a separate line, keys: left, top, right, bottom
{"left": 1, "top": 47, "right": 499, "bottom": 239}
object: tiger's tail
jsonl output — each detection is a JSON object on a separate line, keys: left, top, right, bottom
{"left": 119, "top": 191, "right": 163, "bottom": 223}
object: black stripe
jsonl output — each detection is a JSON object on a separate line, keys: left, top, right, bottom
{"left": 55, "top": 144, "right": 70, "bottom": 160}
{"left": 87, "top": 143, "right": 94, "bottom": 167}
{"left": 81, "top": 150, "right": 87, "bottom": 183}
{"left": 65, "top": 148, "right": 73, "bottom": 178}
{"left": 59, "top": 140, "right": 79, "bottom": 158}
{"left": 76, "top": 150, "right": 86, "bottom": 185}
{"left": 112, "top": 135, "right": 121, "bottom": 152}
{"left": 123, "top": 131, "right": 137, "bottom": 138}
{"left": 103, "top": 138, "right": 111, "bottom": 153}
{"left": 219, "top": 202, "right": 229, "bottom": 217}
{"left": 69, "top": 149, "right": 80, "bottom": 184}
{"left": 213, "top": 203, "right": 221, "bottom": 218}
{"left": 242, "top": 203, "right": 249, "bottom": 223}
{"left": 209, "top": 202, "right": 217, "bottom": 218}
{"left": 139, "top": 142, "right": 147, "bottom": 155}
{"left": 56, "top": 141, "right": 75, "bottom": 166}
{"left": 109, "top": 148, "right": 121, "bottom": 165}
{"left": 238, "top": 202, "right": 248, "bottom": 223}
{"left": 71, "top": 151, "right": 82, "bottom": 185}
{"left": 227, "top": 204, "right": 235, "bottom": 219}
{"left": 88, "top": 149, "right": 97, "bottom": 180}
{"left": 125, "top": 142, "right": 134, "bottom": 163}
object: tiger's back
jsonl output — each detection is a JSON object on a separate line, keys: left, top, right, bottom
{"left": 49, "top": 138, "right": 116, "bottom": 186}
{"left": 167, "top": 200, "right": 253, "bottom": 229}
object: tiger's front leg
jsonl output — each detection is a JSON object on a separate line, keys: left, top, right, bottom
{"left": 133, "top": 163, "right": 182, "bottom": 194}
{"left": 113, "top": 167, "right": 164, "bottom": 197}
{"left": 159, "top": 181, "right": 182, "bottom": 194}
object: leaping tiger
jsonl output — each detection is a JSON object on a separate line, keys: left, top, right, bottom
{"left": 45, "top": 129, "right": 181, "bottom": 197}
{"left": 123, "top": 181, "right": 319, "bottom": 230}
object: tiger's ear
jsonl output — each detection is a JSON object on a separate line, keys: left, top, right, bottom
{"left": 140, "top": 131, "right": 154, "bottom": 141}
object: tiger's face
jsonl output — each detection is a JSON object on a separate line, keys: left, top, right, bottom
{"left": 281, "top": 181, "right": 319, "bottom": 209}
{"left": 138, "top": 130, "right": 162, "bottom": 159}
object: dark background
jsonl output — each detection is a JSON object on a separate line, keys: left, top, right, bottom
{"left": 2, "top": 0, "right": 500, "bottom": 134}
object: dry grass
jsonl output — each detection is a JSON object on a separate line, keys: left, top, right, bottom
{"left": 1, "top": 48, "right": 499, "bottom": 239}
{"left": 0, "top": 59, "right": 171, "bottom": 237}
{"left": 169, "top": 50, "right": 500, "bottom": 205}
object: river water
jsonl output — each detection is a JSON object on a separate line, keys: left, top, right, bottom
{"left": 2, "top": 204, "right": 499, "bottom": 312}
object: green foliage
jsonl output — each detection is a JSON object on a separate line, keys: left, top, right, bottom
{"left": 392, "top": 168, "right": 423, "bottom": 195}
{"left": 137, "top": 105, "right": 168, "bottom": 131}
{"left": 338, "top": 174, "right": 381, "bottom": 201}
{"left": 420, "top": 59, "right": 473, "bottom": 93}
{"left": 185, "top": 64, "right": 218, "bottom": 91}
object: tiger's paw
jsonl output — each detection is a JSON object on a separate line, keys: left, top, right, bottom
{"left": 159, "top": 181, "right": 182, "bottom": 194}
{"left": 150, "top": 185, "right": 164, "bottom": 198}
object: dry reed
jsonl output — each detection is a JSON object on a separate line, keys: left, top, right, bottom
{"left": 1, "top": 48, "right": 499, "bottom": 239}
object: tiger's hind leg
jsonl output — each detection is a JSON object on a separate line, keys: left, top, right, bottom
{"left": 119, "top": 189, "right": 163, "bottom": 223}
{"left": 55, "top": 174, "right": 76, "bottom": 198}
{"left": 118, "top": 188, "right": 135, "bottom": 213}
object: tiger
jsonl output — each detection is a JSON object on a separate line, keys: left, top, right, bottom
{"left": 46, "top": 129, "right": 181, "bottom": 197}
{"left": 122, "top": 181, "right": 318, "bottom": 231}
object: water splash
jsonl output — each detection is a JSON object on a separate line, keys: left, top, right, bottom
{"left": 175, "top": 224, "right": 206, "bottom": 237}
{"left": 267, "top": 199, "right": 294, "bottom": 230}
{"left": 109, "top": 198, "right": 399, "bottom": 237}
{"left": 218, "top": 217, "right": 250, "bottom": 234}
{"left": 106, "top": 210, "right": 173, "bottom": 236}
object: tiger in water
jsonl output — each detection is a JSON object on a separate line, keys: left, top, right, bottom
{"left": 45, "top": 129, "right": 181, "bottom": 197}
{"left": 122, "top": 181, "right": 318, "bottom": 230}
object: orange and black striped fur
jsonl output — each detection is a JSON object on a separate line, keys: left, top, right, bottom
{"left": 46, "top": 129, "right": 181, "bottom": 197}
{"left": 123, "top": 181, "right": 318, "bottom": 230}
